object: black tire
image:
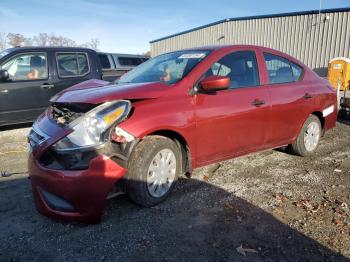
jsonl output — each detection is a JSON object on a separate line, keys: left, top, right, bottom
{"left": 126, "top": 136, "right": 181, "bottom": 207}
{"left": 291, "top": 115, "right": 322, "bottom": 157}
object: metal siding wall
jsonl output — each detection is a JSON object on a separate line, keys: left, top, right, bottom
{"left": 150, "top": 11, "right": 350, "bottom": 77}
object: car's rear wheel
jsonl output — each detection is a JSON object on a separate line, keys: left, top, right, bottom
{"left": 126, "top": 136, "right": 181, "bottom": 207}
{"left": 291, "top": 115, "right": 321, "bottom": 156}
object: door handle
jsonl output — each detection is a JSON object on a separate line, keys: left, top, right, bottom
{"left": 0, "top": 89, "right": 8, "bottom": 93}
{"left": 40, "top": 83, "right": 54, "bottom": 89}
{"left": 251, "top": 99, "right": 265, "bottom": 107}
{"left": 303, "top": 93, "right": 313, "bottom": 99}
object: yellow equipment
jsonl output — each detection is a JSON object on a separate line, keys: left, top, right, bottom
{"left": 328, "top": 57, "right": 350, "bottom": 91}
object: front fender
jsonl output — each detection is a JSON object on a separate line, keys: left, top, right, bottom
{"left": 118, "top": 96, "right": 197, "bottom": 165}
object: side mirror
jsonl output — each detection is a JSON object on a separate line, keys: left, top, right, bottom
{"left": 0, "top": 69, "right": 9, "bottom": 82}
{"left": 199, "top": 75, "right": 230, "bottom": 91}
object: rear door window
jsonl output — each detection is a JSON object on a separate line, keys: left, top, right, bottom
{"left": 291, "top": 63, "right": 303, "bottom": 81}
{"left": 264, "top": 53, "right": 303, "bottom": 84}
{"left": 77, "top": 54, "right": 89, "bottom": 75}
{"left": 1, "top": 52, "right": 48, "bottom": 81}
{"left": 56, "top": 52, "right": 90, "bottom": 78}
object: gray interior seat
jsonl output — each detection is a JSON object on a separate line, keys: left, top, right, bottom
{"left": 273, "top": 67, "right": 294, "bottom": 83}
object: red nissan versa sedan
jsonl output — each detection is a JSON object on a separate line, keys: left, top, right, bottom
{"left": 28, "top": 45, "right": 337, "bottom": 223}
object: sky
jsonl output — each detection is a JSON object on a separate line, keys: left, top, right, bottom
{"left": 0, "top": 0, "right": 349, "bottom": 54}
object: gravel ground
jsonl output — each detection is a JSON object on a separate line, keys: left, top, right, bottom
{"left": 0, "top": 122, "right": 350, "bottom": 261}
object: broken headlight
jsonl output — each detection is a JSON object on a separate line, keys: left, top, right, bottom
{"left": 52, "top": 100, "right": 131, "bottom": 151}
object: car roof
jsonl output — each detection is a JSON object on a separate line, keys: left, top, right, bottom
{"left": 179, "top": 44, "right": 283, "bottom": 52}
{"left": 8, "top": 46, "right": 94, "bottom": 52}
{"left": 166, "top": 44, "right": 307, "bottom": 68}
{"left": 97, "top": 52, "right": 149, "bottom": 58}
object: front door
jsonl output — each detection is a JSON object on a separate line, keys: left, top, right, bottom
{"left": 0, "top": 52, "right": 51, "bottom": 125}
{"left": 194, "top": 50, "right": 270, "bottom": 166}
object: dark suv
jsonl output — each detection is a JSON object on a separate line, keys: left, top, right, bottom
{"left": 0, "top": 47, "right": 148, "bottom": 126}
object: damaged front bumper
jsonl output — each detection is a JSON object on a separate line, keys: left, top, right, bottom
{"left": 28, "top": 111, "right": 129, "bottom": 223}
{"left": 29, "top": 154, "right": 127, "bottom": 223}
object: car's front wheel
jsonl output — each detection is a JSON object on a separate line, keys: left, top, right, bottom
{"left": 126, "top": 136, "right": 181, "bottom": 207}
{"left": 291, "top": 115, "right": 322, "bottom": 156}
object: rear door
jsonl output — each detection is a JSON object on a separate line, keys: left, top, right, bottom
{"left": 194, "top": 50, "right": 271, "bottom": 165}
{"left": 262, "top": 52, "right": 310, "bottom": 146}
{"left": 0, "top": 51, "right": 52, "bottom": 125}
{"left": 50, "top": 51, "right": 93, "bottom": 97}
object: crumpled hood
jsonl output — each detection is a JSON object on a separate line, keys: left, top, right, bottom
{"left": 50, "top": 79, "right": 169, "bottom": 104}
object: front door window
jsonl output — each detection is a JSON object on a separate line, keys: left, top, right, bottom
{"left": 204, "top": 51, "right": 260, "bottom": 89}
{"left": 1, "top": 53, "right": 48, "bottom": 81}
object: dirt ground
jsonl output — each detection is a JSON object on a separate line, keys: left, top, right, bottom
{"left": 0, "top": 121, "right": 350, "bottom": 261}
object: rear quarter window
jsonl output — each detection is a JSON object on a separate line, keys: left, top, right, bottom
{"left": 118, "top": 57, "right": 144, "bottom": 66}
{"left": 98, "top": 54, "right": 115, "bottom": 69}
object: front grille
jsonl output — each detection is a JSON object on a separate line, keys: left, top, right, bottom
{"left": 39, "top": 148, "right": 99, "bottom": 170}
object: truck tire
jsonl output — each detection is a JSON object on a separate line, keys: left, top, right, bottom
{"left": 291, "top": 115, "right": 321, "bottom": 156}
{"left": 126, "top": 136, "right": 181, "bottom": 207}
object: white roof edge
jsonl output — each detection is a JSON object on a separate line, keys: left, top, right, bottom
{"left": 329, "top": 57, "right": 350, "bottom": 63}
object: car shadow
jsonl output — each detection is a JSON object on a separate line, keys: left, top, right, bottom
{"left": 0, "top": 122, "right": 32, "bottom": 131}
{"left": 338, "top": 109, "right": 350, "bottom": 125}
{"left": 0, "top": 175, "right": 347, "bottom": 261}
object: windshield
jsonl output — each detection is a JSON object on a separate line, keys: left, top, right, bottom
{"left": 0, "top": 50, "right": 11, "bottom": 60}
{"left": 118, "top": 50, "right": 210, "bottom": 85}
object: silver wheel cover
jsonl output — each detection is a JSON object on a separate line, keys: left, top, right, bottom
{"left": 304, "top": 121, "right": 320, "bottom": 152}
{"left": 146, "top": 148, "right": 176, "bottom": 198}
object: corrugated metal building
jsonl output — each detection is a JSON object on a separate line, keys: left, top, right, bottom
{"left": 150, "top": 7, "right": 350, "bottom": 76}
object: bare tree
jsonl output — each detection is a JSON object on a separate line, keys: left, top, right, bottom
{"left": 48, "top": 34, "right": 62, "bottom": 46}
{"left": 81, "top": 38, "right": 100, "bottom": 50}
{"left": 33, "top": 33, "right": 49, "bottom": 46}
{"left": 0, "top": 32, "right": 7, "bottom": 50}
{"left": 47, "top": 34, "right": 77, "bottom": 47}
{"left": 2, "top": 32, "right": 99, "bottom": 50}
{"left": 7, "top": 33, "right": 25, "bottom": 47}
{"left": 61, "top": 37, "right": 76, "bottom": 47}
{"left": 89, "top": 38, "right": 99, "bottom": 50}
{"left": 24, "top": 37, "right": 33, "bottom": 46}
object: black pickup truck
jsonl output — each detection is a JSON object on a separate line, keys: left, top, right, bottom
{"left": 0, "top": 47, "right": 148, "bottom": 126}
